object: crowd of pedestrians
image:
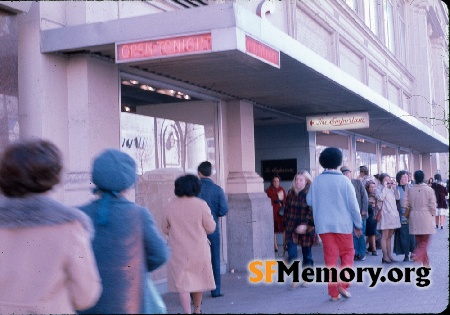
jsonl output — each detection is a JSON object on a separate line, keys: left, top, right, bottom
{"left": 0, "top": 139, "right": 447, "bottom": 313}
{"left": 0, "top": 139, "right": 229, "bottom": 314}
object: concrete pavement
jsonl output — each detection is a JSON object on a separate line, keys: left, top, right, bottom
{"left": 162, "top": 221, "right": 449, "bottom": 314}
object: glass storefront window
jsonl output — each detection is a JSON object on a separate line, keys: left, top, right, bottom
{"left": 121, "top": 111, "right": 214, "bottom": 175}
{"left": 315, "top": 132, "right": 350, "bottom": 176}
{"left": 381, "top": 145, "right": 396, "bottom": 176}
{"left": 398, "top": 150, "right": 410, "bottom": 172}
{"left": 355, "top": 139, "right": 378, "bottom": 176}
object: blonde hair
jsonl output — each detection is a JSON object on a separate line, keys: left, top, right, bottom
{"left": 290, "top": 170, "right": 313, "bottom": 193}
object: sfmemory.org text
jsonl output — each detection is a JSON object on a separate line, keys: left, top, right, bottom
{"left": 248, "top": 260, "right": 431, "bottom": 287}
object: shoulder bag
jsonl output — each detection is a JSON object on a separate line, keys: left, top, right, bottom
{"left": 375, "top": 201, "right": 383, "bottom": 222}
{"left": 404, "top": 206, "right": 411, "bottom": 219}
{"left": 146, "top": 276, "right": 167, "bottom": 314}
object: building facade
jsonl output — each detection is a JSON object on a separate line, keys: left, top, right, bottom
{"left": 1, "top": 0, "right": 448, "bottom": 290}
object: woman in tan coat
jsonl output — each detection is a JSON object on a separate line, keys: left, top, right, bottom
{"left": 375, "top": 173, "right": 401, "bottom": 263}
{"left": 0, "top": 140, "right": 102, "bottom": 314}
{"left": 163, "top": 174, "right": 216, "bottom": 314}
{"left": 403, "top": 170, "right": 436, "bottom": 268}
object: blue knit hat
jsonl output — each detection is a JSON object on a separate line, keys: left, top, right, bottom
{"left": 92, "top": 149, "right": 137, "bottom": 192}
{"left": 91, "top": 149, "right": 136, "bottom": 226}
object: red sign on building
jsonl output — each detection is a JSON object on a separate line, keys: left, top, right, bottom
{"left": 245, "top": 35, "right": 280, "bottom": 68}
{"left": 116, "top": 33, "right": 212, "bottom": 63}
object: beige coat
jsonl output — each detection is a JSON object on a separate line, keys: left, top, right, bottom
{"left": 0, "top": 221, "right": 102, "bottom": 314}
{"left": 0, "top": 195, "right": 102, "bottom": 314}
{"left": 402, "top": 183, "right": 437, "bottom": 235}
{"left": 162, "top": 196, "right": 216, "bottom": 293}
{"left": 375, "top": 184, "right": 401, "bottom": 230}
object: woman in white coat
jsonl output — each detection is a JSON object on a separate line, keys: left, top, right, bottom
{"left": 403, "top": 170, "right": 436, "bottom": 268}
{"left": 375, "top": 173, "right": 401, "bottom": 263}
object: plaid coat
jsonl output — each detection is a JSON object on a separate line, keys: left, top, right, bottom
{"left": 284, "top": 184, "right": 316, "bottom": 247}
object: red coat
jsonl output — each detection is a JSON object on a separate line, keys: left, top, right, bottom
{"left": 266, "top": 185, "right": 287, "bottom": 233}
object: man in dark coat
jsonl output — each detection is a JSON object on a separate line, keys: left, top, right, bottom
{"left": 342, "top": 166, "right": 368, "bottom": 261}
{"left": 197, "top": 161, "right": 229, "bottom": 298}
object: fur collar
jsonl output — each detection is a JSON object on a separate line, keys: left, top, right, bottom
{"left": 0, "top": 194, "right": 93, "bottom": 238}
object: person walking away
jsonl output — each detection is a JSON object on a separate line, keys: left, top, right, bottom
{"left": 431, "top": 173, "right": 448, "bottom": 230}
{"left": 78, "top": 149, "right": 169, "bottom": 314}
{"left": 265, "top": 174, "right": 287, "bottom": 252}
{"left": 403, "top": 170, "right": 436, "bottom": 268}
{"left": 375, "top": 173, "right": 401, "bottom": 264}
{"left": 197, "top": 161, "right": 229, "bottom": 298}
{"left": 283, "top": 170, "right": 316, "bottom": 289}
{"left": 0, "top": 139, "right": 102, "bottom": 314}
{"left": 341, "top": 166, "right": 368, "bottom": 261}
{"left": 365, "top": 180, "right": 378, "bottom": 256}
{"left": 163, "top": 174, "right": 216, "bottom": 314}
{"left": 393, "top": 170, "right": 416, "bottom": 261}
{"left": 306, "top": 147, "right": 362, "bottom": 301}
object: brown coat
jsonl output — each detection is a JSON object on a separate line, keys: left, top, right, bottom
{"left": 0, "top": 195, "right": 102, "bottom": 314}
{"left": 402, "top": 183, "right": 437, "bottom": 235}
{"left": 162, "top": 196, "right": 216, "bottom": 293}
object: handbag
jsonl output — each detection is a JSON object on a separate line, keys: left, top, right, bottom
{"left": 146, "top": 276, "right": 167, "bottom": 314}
{"left": 295, "top": 224, "right": 307, "bottom": 234}
{"left": 404, "top": 206, "right": 411, "bottom": 219}
{"left": 278, "top": 206, "right": 285, "bottom": 216}
{"left": 375, "top": 201, "right": 383, "bottom": 222}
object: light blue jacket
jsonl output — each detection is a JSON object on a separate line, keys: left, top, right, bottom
{"left": 306, "top": 170, "right": 362, "bottom": 234}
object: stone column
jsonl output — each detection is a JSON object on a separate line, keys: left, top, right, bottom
{"left": 65, "top": 56, "right": 120, "bottom": 206}
{"left": 308, "top": 131, "right": 317, "bottom": 177}
{"left": 225, "top": 100, "right": 274, "bottom": 272}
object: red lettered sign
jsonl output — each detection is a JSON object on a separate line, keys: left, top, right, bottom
{"left": 245, "top": 35, "right": 280, "bottom": 68}
{"left": 116, "top": 33, "right": 212, "bottom": 63}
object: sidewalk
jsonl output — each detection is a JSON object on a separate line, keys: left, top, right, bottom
{"left": 162, "top": 222, "right": 449, "bottom": 314}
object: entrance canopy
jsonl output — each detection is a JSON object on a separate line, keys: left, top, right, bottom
{"left": 41, "top": 3, "right": 449, "bottom": 153}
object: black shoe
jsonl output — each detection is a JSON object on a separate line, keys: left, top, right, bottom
{"left": 382, "top": 258, "right": 392, "bottom": 264}
{"left": 212, "top": 293, "right": 224, "bottom": 298}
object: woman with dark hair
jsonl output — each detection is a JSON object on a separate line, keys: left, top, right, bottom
{"left": 365, "top": 180, "right": 378, "bottom": 256}
{"left": 0, "top": 139, "right": 102, "bottom": 314}
{"left": 306, "top": 147, "right": 362, "bottom": 301}
{"left": 375, "top": 173, "right": 401, "bottom": 263}
{"left": 431, "top": 173, "right": 448, "bottom": 229}
{"left": 393, "top": 170, "right": 416, "bottom": 261}
{"left": 162, "top": 174, "right": 216, "bottom": 314}
{"left": 265, "top": 174, "right": 286, "bottom": 252}
{"left": 403, "top": 170, "right": 436, "bottom": 267}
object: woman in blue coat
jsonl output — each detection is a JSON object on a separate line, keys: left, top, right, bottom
{"left": 78, "top": 149, "right": 169, "bottom": 314}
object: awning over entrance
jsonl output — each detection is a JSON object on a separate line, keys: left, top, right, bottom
{"left": 41, "top": 3, "right": 449, "bottom": 153}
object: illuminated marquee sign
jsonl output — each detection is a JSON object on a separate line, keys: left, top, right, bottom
{"left": 306, "top": 112, "right": 370, "bottom": 131}
{"left": 116, "top": 33, "right": 212, "bottom": 63}
{"left": 245, "top": 35, "right": 280, "bottom": 68}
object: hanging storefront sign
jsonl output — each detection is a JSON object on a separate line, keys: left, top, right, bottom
{"left": 116, "top": 33, "right": 212, "bottom": 63}
{"left": 245, "top": 35, "right": 280, "bottom": 68}
{"left": 306, "top": 112, "right": 369, "bottom": 131}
